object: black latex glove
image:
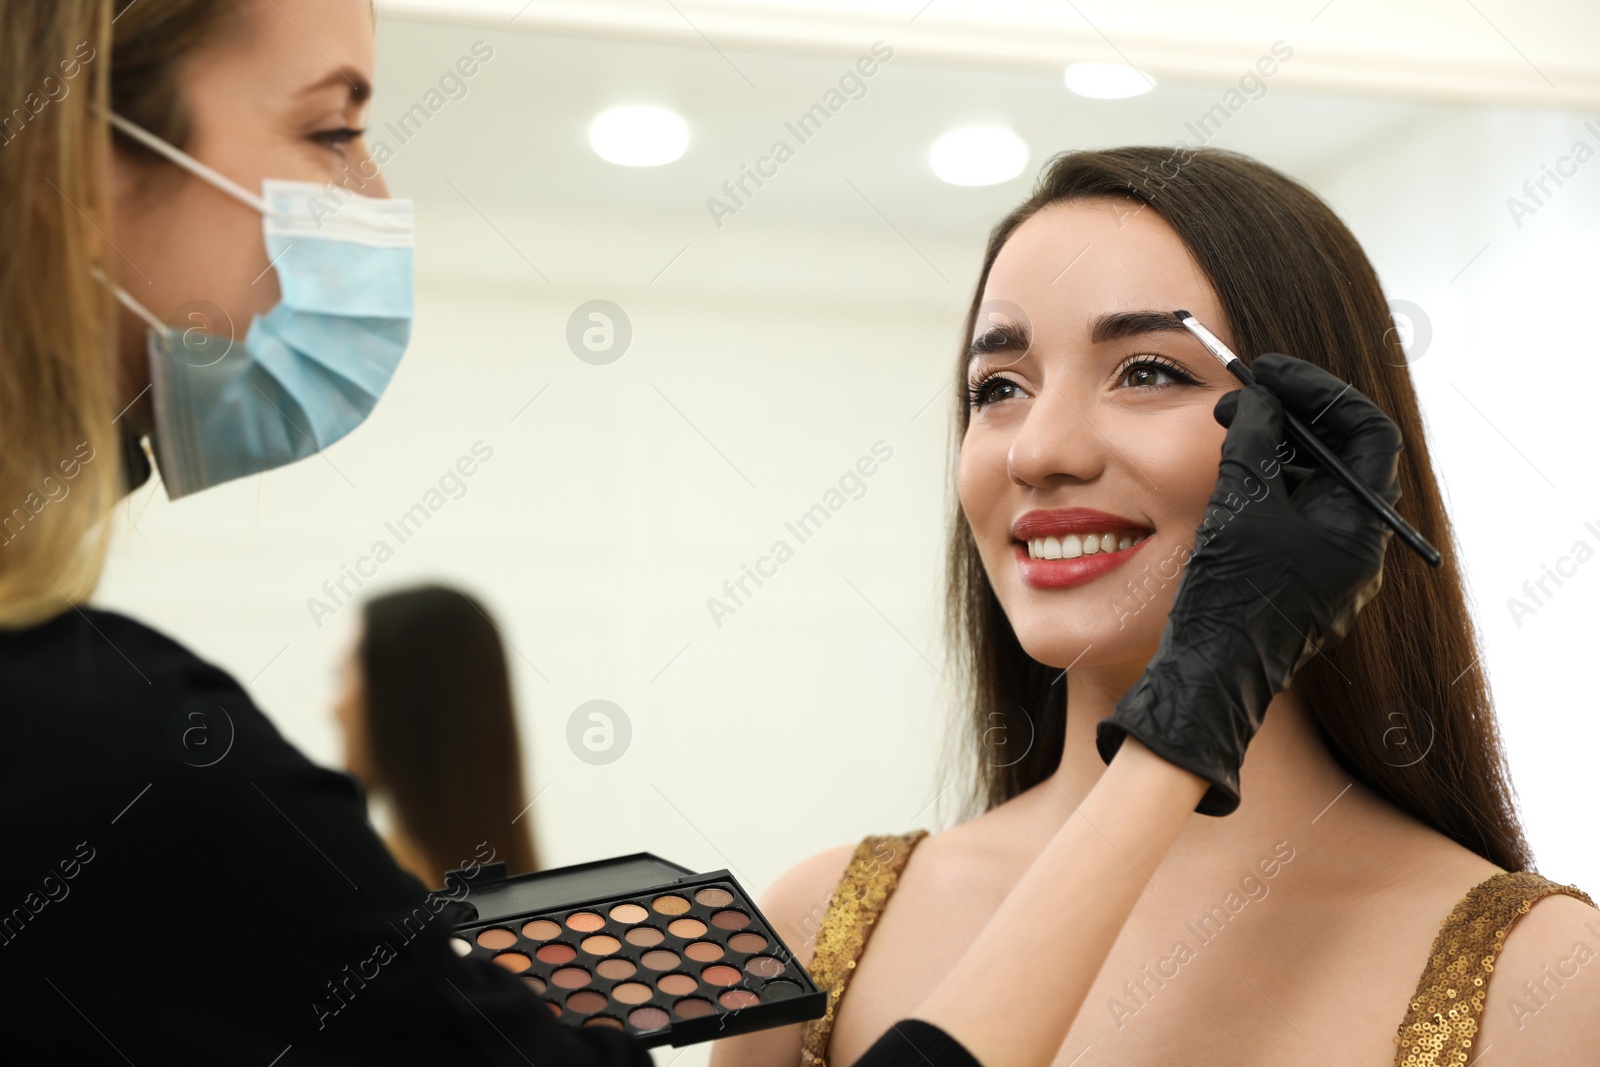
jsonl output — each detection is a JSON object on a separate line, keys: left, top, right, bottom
{"left": 1095, "top": 351, "right": 1404, "bottom": 816}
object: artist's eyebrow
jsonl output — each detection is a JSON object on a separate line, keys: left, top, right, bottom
{"left": 1089, "top": 309, "right": 1191, "bottom": 344}
{"left": 299, "top": 68, "right": 372, "bottom": 105}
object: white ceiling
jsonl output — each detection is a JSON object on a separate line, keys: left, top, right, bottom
{"left": 367, "top": 10, "right": 1502, "bottom": 270}
{"left": 379, "top": 0, "right": 1600, "bottom": 108}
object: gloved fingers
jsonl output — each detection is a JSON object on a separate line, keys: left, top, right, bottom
{"left": 1279, "top": 462, "right": 1316, "bottom": 497}
{"left": 1251, "top": 353, "right": 1403, "bottom": 498}
{"left": 1213, "top": 388, "right": 1316, "bottom": 491}
{"left": 1213, "top": 388, "right": 1241, "bottom": 428}
{"left": 1214, "top": 384, "right": 1286, "bottom": 478}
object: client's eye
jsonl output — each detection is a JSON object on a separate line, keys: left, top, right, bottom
{"left": 1118, "top": 356, "right": 1198, "bottom": 390}
{"left": 967, "top": 372, "right": 1026, "bottom": 409}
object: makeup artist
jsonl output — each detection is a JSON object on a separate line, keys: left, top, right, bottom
{"left": 0, "top": 2, "right": 936, "bottom": 1064}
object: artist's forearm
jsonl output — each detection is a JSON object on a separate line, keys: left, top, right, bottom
{"left": 908, "top": 738, "right": 1206, "bottom": 1066}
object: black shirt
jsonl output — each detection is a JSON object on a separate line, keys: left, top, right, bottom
{"left": 0, "top": 608, "right": 979, "bottom": 1067}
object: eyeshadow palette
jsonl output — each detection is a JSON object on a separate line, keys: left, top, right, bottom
{"left": 444, "top": 853, "right": 825, "bottom": 1047}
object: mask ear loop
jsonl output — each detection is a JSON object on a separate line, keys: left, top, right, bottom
{"left": 103, "top": 110, "right": 267, "bottom": 215}
{"left": 94, "top": 109, "right": 268, "bottom": 332}
{"left": 90, "top": 266, "right": 168, "bottom": 334}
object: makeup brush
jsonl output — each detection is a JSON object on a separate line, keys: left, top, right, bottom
{"left": 1172, "top": 310, "right": 1443, "bottom": 569}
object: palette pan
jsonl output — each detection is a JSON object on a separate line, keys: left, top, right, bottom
{"left": 445, "top": 853, "right": 825, "bottom": 1048}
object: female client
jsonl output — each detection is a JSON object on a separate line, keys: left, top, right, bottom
{"left": 712, "top": 147, "right": 1600, "bottom": 1067}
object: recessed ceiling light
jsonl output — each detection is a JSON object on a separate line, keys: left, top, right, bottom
{"left": 588, "top": 105, "right": 689, "bottom": 167}
{"left": 929, "top": 126, "right": 1030, "bottom": 187}
{"left": 1064, "top": 62, "right": 1155, "bottom": 99}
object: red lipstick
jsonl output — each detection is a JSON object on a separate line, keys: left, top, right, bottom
{"left": 1011, "top": 508, "right": 1152, "bottom": 590}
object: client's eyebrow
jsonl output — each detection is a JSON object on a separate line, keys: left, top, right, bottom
{"left": 1089, "top": 309, "right": 1191, "bottom": 344}
{"left": 966, "top": 320, "right": 1031, "bottom": 365}
{"left": 966, "top": 309, "right": 1195, "bottom": 366}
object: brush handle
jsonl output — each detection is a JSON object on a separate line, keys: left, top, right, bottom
{"left": 1225, "top": 360, "right": 1442, "bottom": 568}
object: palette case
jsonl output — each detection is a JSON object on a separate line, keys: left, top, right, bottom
{"left": 441, "top": 852, "right": 826, "bottom": 1048}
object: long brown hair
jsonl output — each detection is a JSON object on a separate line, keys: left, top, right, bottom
{"left": 359, "top": 585, "right": 539, "bottom": 886}
{"left": 946, "top": 146, "right": 1531, "bottom": 872}
{"left": 0, "top": 0, "right": 245, "bottom": 628}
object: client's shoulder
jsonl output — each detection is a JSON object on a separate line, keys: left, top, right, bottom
{"left": 755, "top": 843, "right": 858, "bottom": 972}
{"left": 757, "top": 831, "right": 929, "bottom": 969}
{"left": 755, "top": 799, "right": 1046, "bottom": 967}
{"left": 1471, "top": 871, "right": 1600, "bottom": 1060}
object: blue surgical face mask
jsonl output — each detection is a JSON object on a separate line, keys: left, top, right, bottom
{"left": 103, "top": 113, "right": 414, "bottom": 499}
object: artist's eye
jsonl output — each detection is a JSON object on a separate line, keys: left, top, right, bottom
{"left": 312, "top": 127, "right": 364, "bottom": 151}
{"left": 1118, "top": 356, "right": 1198, "bottom": 391}
{"left": 967, "top": 372, "right": 1026, "bottom": 409}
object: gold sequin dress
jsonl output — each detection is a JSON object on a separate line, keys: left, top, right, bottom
{"left": 797, "top": 832, "right": 1594, "bottom": 1067}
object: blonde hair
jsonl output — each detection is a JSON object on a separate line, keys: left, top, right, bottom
{"left": 0, "top": 0, "right": 242, "bottom": 628}
{"left": 0, "top": 2, "right": 118, "bottom": 627}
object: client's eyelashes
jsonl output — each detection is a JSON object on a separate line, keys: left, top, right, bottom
{"left": 1117, "top": 355, "right": 1199, "bottom": 390}
{"left": 968, "top": 355, "right": 1198, "bottom": 408}
{"left": 966, "top": 371, "right": 1026, "bottom": 409}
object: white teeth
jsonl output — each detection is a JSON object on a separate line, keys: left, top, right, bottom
{"left": 1026, "top": 531, "right": 1149, "bottom": 560}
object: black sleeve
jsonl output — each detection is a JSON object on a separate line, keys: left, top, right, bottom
{"left": 851, "top": 1019, "right": 983, "bottom": 1067}
{"left": 0, "top": 610, "right": 652, "bottom": 1067}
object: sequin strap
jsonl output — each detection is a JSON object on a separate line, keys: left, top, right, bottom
{"left": 799, "top": 830, "right": 931, "bottom": 1067}
{"left": 1392, "top": 870, "right": 1595, "bottom": 1066}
